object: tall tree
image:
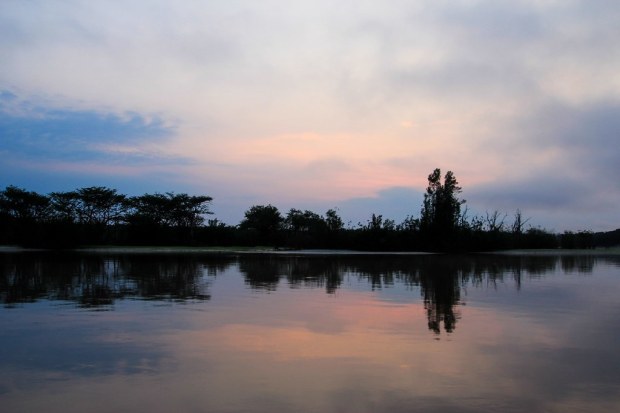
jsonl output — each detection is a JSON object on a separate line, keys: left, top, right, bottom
{"left": 420, "top": 168, "right": 465, "bottom": 243}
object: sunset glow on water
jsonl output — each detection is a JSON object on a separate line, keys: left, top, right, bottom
{"left": 2, "top": 252, "right": 619, "bottom": 412}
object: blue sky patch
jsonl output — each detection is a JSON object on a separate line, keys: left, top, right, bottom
{"left": 0, "top": 93, "right": 173, "bottom": 164}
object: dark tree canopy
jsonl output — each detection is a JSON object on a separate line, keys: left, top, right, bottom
{"left": 239, "top": 204, "right": 283, "bottom": 235}
{"left": 1, "top": 168, "right": 595, "bottom": 251}
{"left": 420, "top": 169, "right": 465, "bottom": 246}
{"left": 73, "top": 187, "right": 127, "bottom": 226}
{"left": 284, "top": 209, "right": 327, "bottom": 233}
{"left": 325, "top": 208, "right": 344, "bottom": 232}
{"left": 0, "top": 185, "right": 50, "bottom": 222}
{"left": 127, "top": 192, "right": 213, "bottom": 228}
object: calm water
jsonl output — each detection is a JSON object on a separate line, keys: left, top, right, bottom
{"left": 1, "top": 251, "right": 620, "bottom": 413}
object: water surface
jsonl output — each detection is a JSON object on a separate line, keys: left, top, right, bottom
{"left": 1, "top": 251, "right": 619, "bottom": 412}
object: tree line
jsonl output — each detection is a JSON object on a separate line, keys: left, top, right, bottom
{"left": 0, "top": 168, "right": 610, "bottom": 251}
{"left": 0, "top": 186, "right": 212, "bottom": 247}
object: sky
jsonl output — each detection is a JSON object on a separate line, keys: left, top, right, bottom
{"left": 1, "top": 0, "right": 619, "bottom": 231}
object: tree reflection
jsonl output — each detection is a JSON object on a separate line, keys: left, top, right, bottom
{"left": 117, "top": 255, "right": 229, "bottom": 301}
{"left": 284, "top": 257, "right": 343, "bottom": 294}
{"left": 239, "top": 256, "right": 282, "bottom": 291}
{"left": 236, "top": 253, "right": 593, "bottom": 335}
{"left": 419, "top": 262, "right": 461, "bottom": 334}
{"left": 0, "top": 253, "right": 231, "bottom": 308}
{"left": 239, "top": 256, "right": 346, "bottom": 293}
{"left": 560, "top": 255, "right": 595, "bottom": 273}
{"left": 1, "top": 252, "right": 609, "bottom": 335}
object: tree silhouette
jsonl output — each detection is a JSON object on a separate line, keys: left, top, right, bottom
{"left": 325, "top": 208, "right": 344, "bottom": 232}
{"left": 420, "top": 169, "right": 465, "bottom": 249}
{"left": 0, "top": 170, "right": 586, "bottom": 251}
{"left": 49, "top": 191, "right": 80, "bottom": 224}
{"left": 239, "top": 204, "right": 283, "bottom": 245}
{"left": 0, "top": 185, "right": 50, "bottom": 222}
{"left": 284, "top": 209, "right": 326, "bottom": 233}
{"left": 126, "top": 192, "right": 212, "bottom": 244}
{"left": 73, "top": 187, "right": 126, "bottom": 226}
{"left": 0, "top": 186, "right": 52, "bottom": 246}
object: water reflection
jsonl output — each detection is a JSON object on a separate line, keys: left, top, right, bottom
{"left": 1, "top": 252, "right": 616, "bottom": 334}
{"left": 0, "top": 252, "right": 232, "bottom": 308}
{"left": 226, "top": 254, "right": 612, "bottom": 334}
{"left": 240, "top": 255, "right": 344, "bottom": 293}
{"left": 1, "top": 251, "right": 620, "bottom": 413}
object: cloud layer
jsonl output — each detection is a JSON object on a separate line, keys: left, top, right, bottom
{"left": 1, "top": 0, "right": 619, "bottom": 230}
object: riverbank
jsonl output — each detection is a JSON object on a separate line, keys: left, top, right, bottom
{"left": 2, "top": 244, "right": 619, "bottom": 255}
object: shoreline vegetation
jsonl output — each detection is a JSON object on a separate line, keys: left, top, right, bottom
{"left": 2, "top": 169, "right": 619, "bottom": 252}
{"left": 2, "top": 245, "right": 620, "bottom": 257}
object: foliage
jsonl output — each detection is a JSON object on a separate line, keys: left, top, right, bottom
{"left": 0, "top": 185, "right": 50, "bottom": 222}
{"left": 74, "top": 187, "right": 127, "bottom": 226}
{"left": 239, "top": 205, "right": 283, "bottom": 234}
{"left": 560, "top": 231, "right": 594, "bottom": 249}
{"left": 1, "top": 168, "right": 610, "bottom": 250}
{"left": 0, "top": 186, "right": 213, "bottom": 247}
{"left": 419, "top": 169, "right": 465, "bottom": 250}
{"left": 324, "top": 208, "right": 342, "bottom": 231}
{"left": 127, "top": 192, "right": 212, "bottom": 228}
{"left": 420, "top": 169, "right": 464, "bottom": 233}
{"left": 284, "top": 209, "right": 326, "bottom": 233}
{"left": 238, "top": 205, "right": 283, "bottom": 246}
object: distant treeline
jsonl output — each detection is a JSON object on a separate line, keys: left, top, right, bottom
{"left": 1, "top": 169, "right": 617, "bottom": 251}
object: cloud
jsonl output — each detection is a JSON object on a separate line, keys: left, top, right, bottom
{"left": 1, "top": 1, "right": 620, "bottom": 231}
{"left": 466, "top": 171, "right": 620, "bottom": 232}
{"left": 459, "top": 98, "right": 620, "bottom": 230}
{"left": 0, "top": 94, "right": 175, "bottom": 164}
{"left": 0, "top": 92, "right": 202, "bottom": 196}
{"left": 526, "top": 101, "right": 620, "bottom": 185}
